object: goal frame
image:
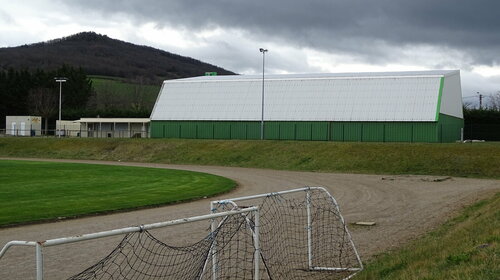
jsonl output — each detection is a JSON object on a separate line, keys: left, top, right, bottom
{"left": 0, "top": 207, "right": 260, "bottom": 280}
{"left": 210, "top": 186, "right": 363, "bottom": 277}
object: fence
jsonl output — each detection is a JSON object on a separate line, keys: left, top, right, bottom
{"left": 2, "top": 125, "right": 498, "bottom": 141}
{"left": 0, "top": 129, "right": 150, "bottom": 138}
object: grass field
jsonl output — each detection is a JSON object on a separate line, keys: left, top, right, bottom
{"left": 0, "top": 160, "right": 235, "bottom": 226}
{"left": 90, "top": 76, "right": 160, "bottom": 108}
{"left": 354, "top": 193, "right": 499, "bottom": 280}
{"left": 0, "top": 138, "right": 499, "bottom": 179}
{"left": 90, "top": 76, "right": 160, "bottom": 95}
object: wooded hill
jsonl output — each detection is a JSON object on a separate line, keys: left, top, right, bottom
{"left": 0, "top": 32, "right": 235, "bottom": 84}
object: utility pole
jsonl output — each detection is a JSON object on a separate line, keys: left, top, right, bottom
{"left": 477, "top": 92, "right": 483, "bottom": 109}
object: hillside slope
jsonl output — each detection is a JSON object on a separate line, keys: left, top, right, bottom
{"left": 0, "top": 32, "right": 235, "bottom": 84}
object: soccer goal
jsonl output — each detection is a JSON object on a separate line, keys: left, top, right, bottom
{"left": 0, "top": 187, "right": 362, "bottom": 280}
{"left": 211, "top": 187, "right": 363, "bottom": 280}
{"left": 0, "top": 207, "right": 260, "bottom": 280}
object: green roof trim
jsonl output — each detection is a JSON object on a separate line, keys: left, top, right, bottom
{"left": 435, "top": 77, "right": 444, "bottom": 121}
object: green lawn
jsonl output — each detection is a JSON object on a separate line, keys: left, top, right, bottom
{"left": 0, "top": 160, "right": 235, "bottom": 226}
{"left": 90, "top": 76, "right": 160, "bottom": 95}
{"left": 90, "top": 76, "right": 160, "bottom": 107}
{"left": 354, "top": 193, "right": 499, "bottom": 279}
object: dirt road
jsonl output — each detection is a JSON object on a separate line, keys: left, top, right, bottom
{"left": 0, "top": 158, "right": 498, "bottom": 279}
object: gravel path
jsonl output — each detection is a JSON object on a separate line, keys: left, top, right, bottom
{"left": 0, "top": 158, "right": 498, "bottom": 279}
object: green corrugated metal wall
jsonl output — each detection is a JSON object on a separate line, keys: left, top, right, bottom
{"left": 197, "top": 122, "right": 213, "bottom": 139}
{"left": 385, "top": 123, "right": 412, "bottom": 142}
{"left": 151, "top": 114, "right": 463, "bottom": 142}
{"left": 439, "top": 114, "right": 464, "bottom": 142}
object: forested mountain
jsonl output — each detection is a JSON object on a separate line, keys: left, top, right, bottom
{"left": 0, "top": 32, "right": 237, "bottom": 130}
{"left": 0, "top": 32, "right": 235, "bottom": 84}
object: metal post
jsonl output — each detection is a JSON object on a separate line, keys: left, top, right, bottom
{"left": 306, "top": 189, "right": 313, "bottom": 269}
{"left": 259, "top": 48, "right": 268, "bottom": 140}
{"left": 55, "top": 78, "right": 67, "bottom": 138}
{"left": 210, "top": 201, "right": 217, "bottom": 280}
{"left": 261, "top": 51, "right": 265, "bottom": 140}
{"left": 35, "top": 243, "right": 43, "bottom": 280}
{"left": 253, "top": 208, "right": 260, "bottom": 280}
{"left": 478, "top": 92, "right": 482, "bottom": 109}
{"left": 58, "top": 81, "right": 62, "bottom": 138}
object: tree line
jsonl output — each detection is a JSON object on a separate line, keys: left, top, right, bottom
{"left": 463, "top": 106, "right": 500, "bottom": 141}
{"left": 0, "top": 66, "right": 150, "bottom": 130}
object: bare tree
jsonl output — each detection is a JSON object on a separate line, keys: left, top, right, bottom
{"left": 131, "top": 76, "right": 145, "bottom": 112}
{"left": 27, "top": 88, "right": 58, "bottom": 134}
{"left": 488, "top": 92, "right": 500, "bottom": 111}
{"left": 463, "top": 101, "right": 474, "bottom": 110}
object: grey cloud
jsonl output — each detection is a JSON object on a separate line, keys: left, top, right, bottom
{"left": 66, "top": 0, "right": 500, "bottom": 66}
{"left": 461, "top": 72, "right": 500, "bottom": 96}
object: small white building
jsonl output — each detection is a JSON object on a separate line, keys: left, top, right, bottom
{"left": 56, "top": 120, "right": 82, "bottom": 137}
{"left": 6, "top": 116, "right": 42, "bottom": 136}
{"left": 77, "top": 118, "right": 150, "bottom": 138}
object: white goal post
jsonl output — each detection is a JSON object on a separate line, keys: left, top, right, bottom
{"left": 0, "top": 207, "right": 260, "bottom": 280}
{"left": 210, "top": 186, "right": 363, "bottom": 279}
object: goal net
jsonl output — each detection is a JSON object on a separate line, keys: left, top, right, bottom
{"left": 67, "top": 208, "right": 259, "bottom": 280}
{"left": 211, "top": 187, "right": 363, "bottom": 280}
{"left": 0, "top": 187, "right": 361, "bottom": 279}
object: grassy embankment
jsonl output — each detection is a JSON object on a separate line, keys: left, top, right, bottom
{"left": 0, "top": 160, "right": 235, "bottom": 226}
{"left": 355, "top": 193, "right": 499, "bottom": 279}
{"left": 0, "top": 138, "right": 499, "bottom": 179}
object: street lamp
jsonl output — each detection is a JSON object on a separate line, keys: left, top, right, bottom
{"left": 54, "top": 77, "right": 68, "bottom": 138}
{"left": 259, "top": 48, "right": 268, "bottom": 140}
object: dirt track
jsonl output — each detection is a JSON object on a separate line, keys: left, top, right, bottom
{"left": 0, "top": 158, "right": 498, "bottom": 279}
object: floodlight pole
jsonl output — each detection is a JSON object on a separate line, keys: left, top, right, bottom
{"left": 54, "top": 78, "right": 67, "bottom": 138}
{"left": 259, "top": 48, "right": 268, "bottom": 140}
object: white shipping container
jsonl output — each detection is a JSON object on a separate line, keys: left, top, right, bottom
{"left": 5, "top": 116, "right": 42, "bottom": 136}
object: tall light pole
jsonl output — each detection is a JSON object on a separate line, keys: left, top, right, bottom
{"left": 259, "top": 48, "right": 268, "bottom": 140}
{"left": 54, "top": 77, "right": 67, "bottom": 138}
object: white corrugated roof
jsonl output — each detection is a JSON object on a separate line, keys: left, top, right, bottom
{"left": 170, "top": 70, "right": 459, "bottom": 82}
{"left": 151, "top": 70, "right": 462, "bottom": 122}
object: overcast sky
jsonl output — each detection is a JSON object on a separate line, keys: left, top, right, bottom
{"left": 1, "top": 0, "right": 499, "bottom": 103}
